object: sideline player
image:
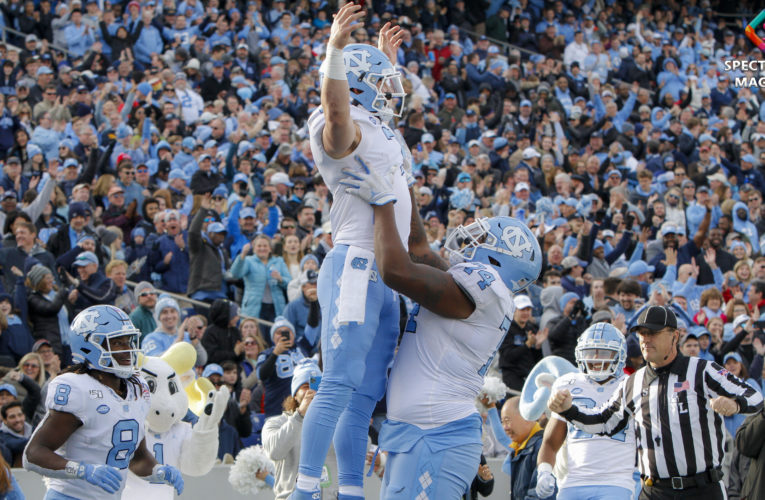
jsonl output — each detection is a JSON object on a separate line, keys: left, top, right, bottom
{"left": 23, "top": 305, "right": 183, "bottom": 499}
{"left": 536, "top": 322, "right": 638, "bottom": 500}
{"left": 340, "top": 158, "right": 543, "bottom": 498}
{"left": 293, "top": 4, "right": 433, "bottom": 500}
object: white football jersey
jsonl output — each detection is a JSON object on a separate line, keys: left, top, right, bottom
{"left": 122, "top": 422, "right": 192, "bottom": 500}
{"left": 38, "top": 372, "right": 151, "bottom": 500}
{"left": 308, "top": 105, "right": 412, "bottom": 251}
{"left": 552, "top": 371, "right": 637, "bottom": 492}
{"left": 386, "top": 262, "right": 515, "bottom": 429}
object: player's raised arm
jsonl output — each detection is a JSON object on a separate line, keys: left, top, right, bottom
{"left": 407, "top": 190, "right": 449, "bottom": 271}
{"left": 340, "top": 158, "right": 475, "bottom": 319}
{"left": 321, "top": 3, "right": 365, "bottom": 158}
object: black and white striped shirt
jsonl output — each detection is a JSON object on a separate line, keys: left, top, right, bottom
{"left": 560, "top": 354, "right": 763, "bottom": 479}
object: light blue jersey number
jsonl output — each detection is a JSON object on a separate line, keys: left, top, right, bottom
{"left": 54, "top": 384, "right": 71, "bottom": 405}
{"left": 106, "top": 419, "right": 140, "bottom": 469}
{"left": 153, "top": 443, "right": 164, "bottom": 464}
{"left": 463, "top": 263, "right": 496, "bottom": 290}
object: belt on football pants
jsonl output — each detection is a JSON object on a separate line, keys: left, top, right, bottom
{"left": 643, "top": 468, "right": 723, "bottom": 490}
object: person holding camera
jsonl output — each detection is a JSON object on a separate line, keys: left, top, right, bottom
{"left": 548, "top": 291, "right": 590, "bottom": 364}
{"left": 255, "top": 317, "right": 306, "bottom": 418}
{"left": 263, "top": 360, "right": 337, "bottom": 500}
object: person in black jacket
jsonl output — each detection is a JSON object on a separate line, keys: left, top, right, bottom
{"left": 46, "top": 202, "right": 98, "bottom": 259}
{"left": 548, "top": 294, "right": 589, "bottom": 364}
{"left": 56, "top": 249, "right": 116, "bottom": 317}
{"left": 190, "top": 154, "right": 223, "bottom": 195}
{"left": 254, "top": 317, "right": 306, "bottom": 418}
{"left": 201, "top": 299, "right": 243, "bottom": 365}
{"left": 20, "top": 264, "right": 74, "bottom": 358}
{"left": 498, "top": 294, "right": 544, "bottom": 392}
{"left": 463, "top": 454, "right": 494, "bottom": 500}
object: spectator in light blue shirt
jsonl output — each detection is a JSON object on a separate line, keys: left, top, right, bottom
{"left": 64, "top": 10, "right": 95, "bottom": 58}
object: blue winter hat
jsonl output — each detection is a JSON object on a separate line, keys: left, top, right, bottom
{"left": 291, "top": 359, "right": 322, "bottom": 396}
{"left": 559, "top": 292, "right": 579, "bottom": 312}
{"left": 154, "top": 296, "right": 180, "bottom": 322}
{"left": 269, "top": 316, "right": 295, "bottom": 342}
{"left": 300, "top": 254, "right": 319, "bottom": 269}
{"left": 212, "top": 185, "right": 228, "bottom": 197}
{"left": 182, "top": 137, "right": 196, "bottom": 150}
{"left": 131, "top": 227, "right": 146, "bottom": 240}
{"left": 27, "top": 144, "right": 42, "bottom": 157}
{"left": 137, "top": 82, "right": 152, "bottom": 96}
{"left": 156, "top": 140, "right": 172, "bottom": 152}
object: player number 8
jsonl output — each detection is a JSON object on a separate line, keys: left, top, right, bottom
{"left": 54, "top": 384, "right": 71, "bottom": 405}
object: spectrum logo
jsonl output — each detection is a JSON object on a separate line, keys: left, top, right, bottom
{"left": 723, "top": 10, "right": 765, "bottom": 87}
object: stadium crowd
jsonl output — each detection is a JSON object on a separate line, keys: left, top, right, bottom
{"left": 0, "top": 0, "right": 764, "bottom": 497}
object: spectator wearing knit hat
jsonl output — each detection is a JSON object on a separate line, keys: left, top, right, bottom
{"left": 255, "top": 316, "right": 306, "bottom": 418}
{"left": 129, "top": 281, "right": 158, "bottom": 339}
{"left": 22, "top": 264, "right": 74, "bottom": 359}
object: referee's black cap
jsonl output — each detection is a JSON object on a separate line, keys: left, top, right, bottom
{"left": 630, "top": 305, "right": 677, "bottom": 333}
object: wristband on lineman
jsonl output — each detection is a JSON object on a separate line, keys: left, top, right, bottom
{"left": 323, "top": 46, "right": 347, "bottom": 80}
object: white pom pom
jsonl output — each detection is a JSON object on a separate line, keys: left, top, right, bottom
{"left": 228, "top": 445, "right": 276, "bottom": 495}
{"left": 478, "top": 376, "right": 509, "bottom": 404}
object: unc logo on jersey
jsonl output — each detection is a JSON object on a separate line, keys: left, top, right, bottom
{"left": 500, "top": 225, "right": 534, "bottom": 258}
{"left": 97, "top": 404, "right": 110, "bottom": 414}
{"left": 351, "top": 257, "right": 368, "bottom": 270}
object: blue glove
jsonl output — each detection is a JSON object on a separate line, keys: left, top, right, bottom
{"left": 77, "top": 463, "right": 122, "bottom": 494}
{"left": 149, "top": 464, "right": 184, "bottom": 494}
{"left": 339, "top": 155, "right": 397, "bottom": 206}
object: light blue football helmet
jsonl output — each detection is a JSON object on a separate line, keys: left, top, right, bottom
{"left": 320, "top": 43, "right": 406, "bottom": 118}
{"left": 444, "top": 216, "right": 542, "bottom": 293}
{"left": 70, "top": 305, "right": 141, "bottom": 379}
{"left": 575, "top": 322, "right": 627, "bottom": 382}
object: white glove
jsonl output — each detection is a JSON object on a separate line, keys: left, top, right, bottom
{"left": 535, "top": 462, "right": 556, "bottom": 498}
{"left": 340, "top": 155, "right": 397, "bottom": 206}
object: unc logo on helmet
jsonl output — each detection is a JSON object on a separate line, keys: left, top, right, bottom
{"left": 444, "top": 216, "right": 542, "bottom": 293}
{"left": 320, "top": 43, "right": 407, "bottom": 118}
{"left": 499, "top": 225, "right": 534, "bottom": 258}
{"left": 575, "top": 322, "right": 627, "bottom": 382}
{"left": 70, "top": 305, "right": 142, "bottom": 379}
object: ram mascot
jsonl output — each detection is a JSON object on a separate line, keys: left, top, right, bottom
{"left": 122, "top": 342, "right": 229, "bottom": 499}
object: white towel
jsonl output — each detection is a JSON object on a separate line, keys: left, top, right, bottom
{"left": 336, "top": 246, "right": 375, "bottom": 325}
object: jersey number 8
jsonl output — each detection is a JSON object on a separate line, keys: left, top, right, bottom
{"left": 106, "top": 419, "right": 140, "bottom": 469}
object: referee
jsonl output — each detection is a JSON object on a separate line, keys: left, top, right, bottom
{"left": 548, "top": 306, "right": 763, "bottom": 499}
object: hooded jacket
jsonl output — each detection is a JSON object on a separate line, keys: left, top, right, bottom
{"left": 733, "top": 201, "right": 760, "bottom": 254}
{"left": 540, "top": 285, "right": 564, "bottom": 330}
{"left": 201, "top": 299, "right": 242, "bottom": 365}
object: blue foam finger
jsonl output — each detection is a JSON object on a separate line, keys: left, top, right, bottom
{"left": 519, "top": 356, "right": 578, "bottom": 421}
